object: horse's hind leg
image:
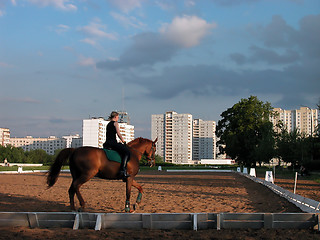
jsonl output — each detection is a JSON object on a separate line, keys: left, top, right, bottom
{"left": 70, "top": 175, "right": 92, "bottom": 211}
{"left": 68, "top": 182, "right": 76, "bottom": 211}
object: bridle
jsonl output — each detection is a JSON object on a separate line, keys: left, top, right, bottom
{"left": 129, "top": 142, "right": 156, "bottom": 167}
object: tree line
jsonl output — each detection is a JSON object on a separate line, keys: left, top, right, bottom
{"left": 217, "top": 96, "right": 320, "bottom": 169}
{"left": 0, "top": 146, "right": 59, "bottom": 165}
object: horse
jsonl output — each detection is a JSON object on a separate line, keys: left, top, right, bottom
{"left": 47, "top": 137, "right": 157, "bottom": 212}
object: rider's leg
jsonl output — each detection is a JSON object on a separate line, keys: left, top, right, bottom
{"left": 119, "top": 153, "right": 130, "bottom": 179}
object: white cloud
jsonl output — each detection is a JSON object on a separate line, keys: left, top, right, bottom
{"left": 0, "top": 9, "right": 5, "bottom": 17}
{"left": 110, "top": 12, "right": 146, "bottom": 29}
{"left": 80, "top": 38, "right": 97, "bottom": 46}
{"left": 56, "top": 24, "right": 70, "bottom": 34}
{"left": 78, "top": 19, "right": 117, "bottom": 40}
{"left": 11, "top": 0, "right": 17, "bottom": 6}
{"left": 78, "top": 55, "right": 95, "bottom": 66}
{"left": 160, "top": 15, "right": 217, "bottom": 48}
{"left": 27, "top": 0, "right": 77, "bottom": 11}
{"left": 108, "top": 0, "right": 144, "bottom": 13}
{"left": 185, "top": 0, "right": 195, "bottom": 7}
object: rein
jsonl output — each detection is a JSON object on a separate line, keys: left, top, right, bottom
{"left": 128, "top": 144, "right": 156, "bottom": 166}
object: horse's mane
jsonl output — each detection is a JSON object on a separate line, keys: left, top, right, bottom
{"left": 128, "top": 137, "right": 151, "bottom": 147}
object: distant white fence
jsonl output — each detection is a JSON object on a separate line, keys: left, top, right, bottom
{"left": 0, "top": 163, "right": 43, "bottom": 167}
{"left": 0, "top": 212, "right": 318, "bottom": 231}
{"left": 166, "top": 170, "right": 233, "bottom": 173}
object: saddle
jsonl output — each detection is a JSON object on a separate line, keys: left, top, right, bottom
{"left": 103, "top": 149, "right": 122, "bottom": 163}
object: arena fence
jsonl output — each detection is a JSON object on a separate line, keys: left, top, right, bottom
{"left": 0, "top": 212, "right": 318, "bottom": 231}
{"left": 239, "top": 172, "right": 320, "bottom": 214}
{"left": 0, "top": 169, "right": 319, "bottom": 231}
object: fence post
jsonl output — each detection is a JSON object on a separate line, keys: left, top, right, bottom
{"left": 315, "top": 213, "right": 320, "bottom": 231}
{"left": 73, "top": 214, "right": 80, "bottom": 230}
{"left": 95, "top": 214, "right": 102, "bottom": 231}
{"left": 192, "top": 214, "right": 198, "bottom": 231}
{"left": 27, "top": 213, "right": 39, "bottom": 228}
{"left": 142, "top": 214, "right": 152, "bottom": 229}
{"left": 217, "top": 213, "right": 221, "bottom": 230}
{"left": 264, "top": 213, "right": 273, "bottom": 229}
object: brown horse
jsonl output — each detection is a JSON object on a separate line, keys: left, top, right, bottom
{"left": 47, "top": 137, "right": 157, "bottom": 212}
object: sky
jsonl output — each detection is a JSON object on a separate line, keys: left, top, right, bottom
{"left": 0, "top": 0, "right": 319, "bottom": 139}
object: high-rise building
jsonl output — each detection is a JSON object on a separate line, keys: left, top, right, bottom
{"left": 152, "top": 111, "right": 193, "bottom": 164}
{"left": 271, "top": 107, "right": 319, "bottom": 136}
{"left": 0, "top": 128, "right": 10, "bottom": 147}
{"left": 83, "top": 117, "right": 134, "bottom": 148}
{"left": 62, "top": 134, "right": 82, "bottom": 148}
{"left": 193, "top": 119, "right": 216, "bottom": 161}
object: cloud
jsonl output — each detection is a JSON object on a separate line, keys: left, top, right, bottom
{"left": 0, "top": 62, "right": 13, "bottom": 68}
{"left": 110, "top": 12, "right": 146, "bottom": 29}
{"left": 0, "top": 97, "right": 40, "bottom": 104}
{"left": 107, "top": 0, "right": 144, "bottom": 13}
{"left": 185, "top": 0, "right": 196, "bottom": 7}
{"left": 160, "top": 15, "right": 217, "bottom": 48}
{"left": 97, "top": 32, "right": 179, "bottom": 69}
{"left": 78, "top": 18, "right": 117, "bottom": 46}
{"left": 231, "top": 14, "right": 320, "bottom": 65}
{"left": 122, "top": 62, "right": 319, "bottom": 110}
{"left": 211, "top": 0, "right": 259, "bottom": 6}
{"left": 26, "top": 0, "right": 77, "bottom": 11}
{"left": 97, "top": 15, "right": 216, "bottom": 69}
{"left": 55, "top": 24, "right": 70, "bottom": 34}
{"left": 230, "top": 46, "right": 300, "bottom": 65}
{"left": 77, "top": 55, "right": 95, "bottom": 66}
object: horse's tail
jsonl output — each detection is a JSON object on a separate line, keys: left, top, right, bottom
{"left": 47, "top": 148, "right": 75, "bottom": 188}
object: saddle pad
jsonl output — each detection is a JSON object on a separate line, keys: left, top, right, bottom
{"left": 103, "top": 149, "right": 121, "bottom": 163}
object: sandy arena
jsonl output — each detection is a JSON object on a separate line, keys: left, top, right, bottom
{"left": 0, "top": 171, "right": 319, "bottom": 239}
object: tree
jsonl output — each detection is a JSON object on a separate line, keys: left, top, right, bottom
{"left": 216, "top": 96, "right": 275, "bottom": 167}
{"left": 25, "top": 149, "right": 51, "bottom": 164}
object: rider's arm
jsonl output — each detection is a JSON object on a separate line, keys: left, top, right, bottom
{"left": 114, "top": 121, "right": 125, "bottom": 143}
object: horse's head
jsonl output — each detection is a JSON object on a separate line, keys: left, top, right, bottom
{"left": 144, "top": 138, "right": 157, "bottom": 167}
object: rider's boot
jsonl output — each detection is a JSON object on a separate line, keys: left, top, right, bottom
{"left": 119, "top": 155, "right": 130, "bottom": 181}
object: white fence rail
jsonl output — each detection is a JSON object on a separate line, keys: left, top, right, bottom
{"left": 0, "top": 212, "right": 318, "bottom": 231}
{"left": 240, "top": 172, "right": 320, "bottom": 213}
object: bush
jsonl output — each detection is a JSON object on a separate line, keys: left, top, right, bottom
{"left": 304, "top": 160, "right": 320, "bottom": 171}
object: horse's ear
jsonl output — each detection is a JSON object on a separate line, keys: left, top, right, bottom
{"left": 153, "top": 138, "right": 158, "bottom": 143}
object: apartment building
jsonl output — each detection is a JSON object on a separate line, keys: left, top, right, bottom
{"left": 271, "top": 107, "right": 319, "bottom": 136}
{"left": 62, "top": 134, "right": 82, "bottom": 148}
{"left": 193, "top": 119, "right": 216, "bottom": 161}
{"left": 0, "top": 128, "right": 10, "bottom": 147}
{"left": 152, "top": 111, "right": 193, "bottom": 164}
{"left": 82, "top": 117, "right": 134, "bottom": 148}
{"left": 10, "top": 134, "right": 82, "bottom": 155}
{"left": 10, "top": 136, "right": 66, "bottom": 155}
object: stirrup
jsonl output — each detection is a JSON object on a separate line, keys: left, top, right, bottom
{"left": 118, "top": 170, "right": 130, "bottom": 180}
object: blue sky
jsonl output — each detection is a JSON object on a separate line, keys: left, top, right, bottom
{"left": 0, "top": 0, "right": 319, "bottom": 139}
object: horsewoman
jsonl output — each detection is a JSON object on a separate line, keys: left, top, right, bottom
{"left": 103, "top": 111, "right": 130, "bottom": 181}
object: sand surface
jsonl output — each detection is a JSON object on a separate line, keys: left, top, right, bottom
{"left": 0, "top": 170, "right": 319, "bottom": 239}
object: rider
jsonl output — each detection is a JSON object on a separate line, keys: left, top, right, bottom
{"left": 103, "top": 111, "right": 130, "bottom": 180}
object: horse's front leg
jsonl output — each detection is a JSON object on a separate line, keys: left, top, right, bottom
{"left": 125, "top": 177, "right": 133, "bottom": 212}
{"left": 132, "top": 179, "right": 143, "bottom": 204}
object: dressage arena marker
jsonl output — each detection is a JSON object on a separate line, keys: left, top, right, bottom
{"left": 249, "top": 168, "right": 256, "bottom": 177}
{"left": 0, "top": 170, "right": 319, "bottom": 231}
{"left": 265, "top": 171, "right": 274, "bottom": 183}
